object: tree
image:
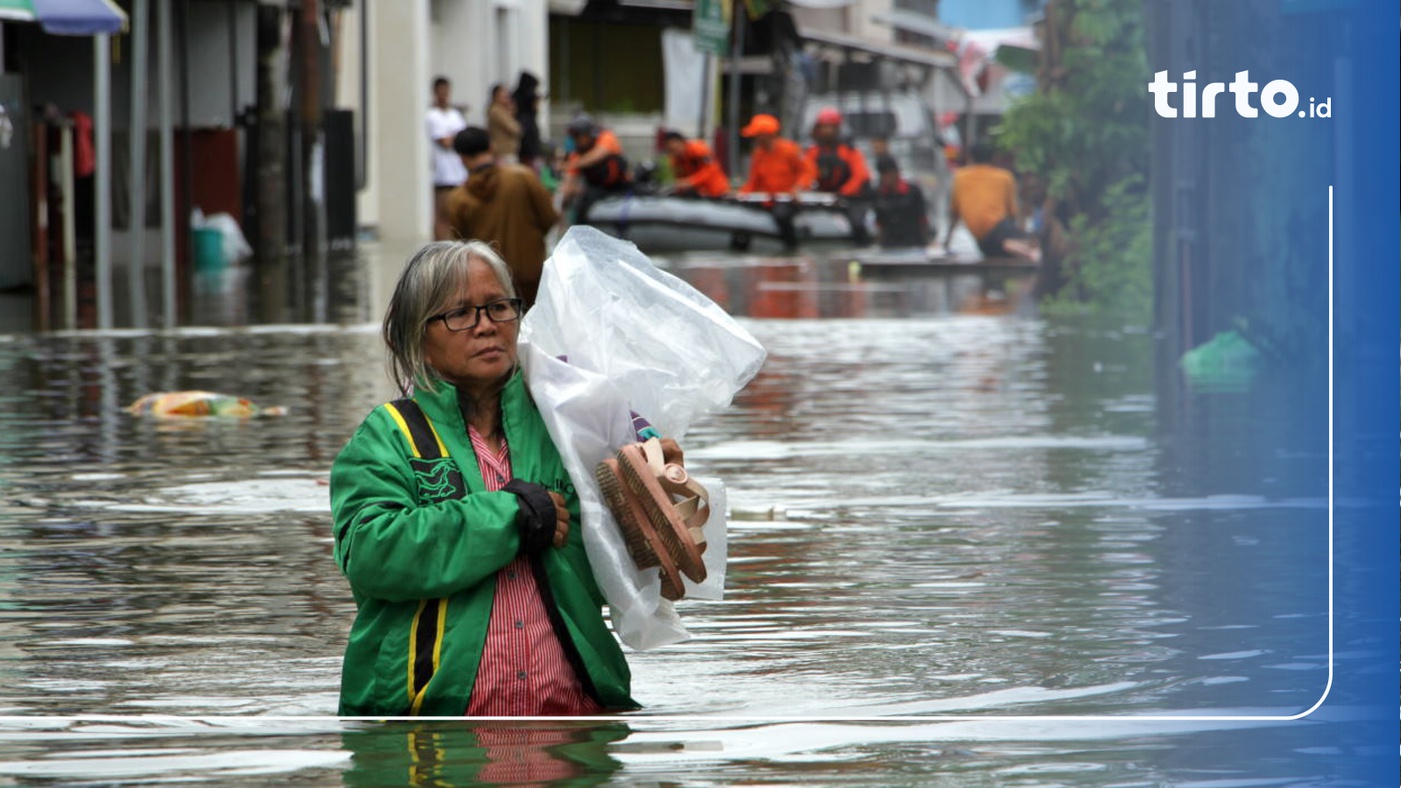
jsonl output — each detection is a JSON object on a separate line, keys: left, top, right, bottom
{"left": 996, "top": 0, "right": 1151, "bottom": 314}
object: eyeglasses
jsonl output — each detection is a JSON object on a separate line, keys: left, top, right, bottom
{"left": 427, "top": 298, "right": 524, "bottom": 332}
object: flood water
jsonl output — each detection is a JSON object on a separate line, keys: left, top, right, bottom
{"left": 0, "top": 247, "right": 1344, "bottom": 785}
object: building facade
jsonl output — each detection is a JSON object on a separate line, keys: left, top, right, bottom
{"left": 338, "top": 0, "right": 552, "bottom": 244}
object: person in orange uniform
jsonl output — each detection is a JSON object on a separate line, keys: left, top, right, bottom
{"left": 737, "top": 114, "right": 815, "bottom": 196}
{"left": 943, "top": 141, "right": 1039, "bottom": 261}
{"left": 661, "top": 130, "right": 730, "bottom": 198}
{"left": 560, "top": 114, "right": 631, "bottom": 222}
{"left": 804, "top": 107, "right": 870, "bottom": 197}
{"left": 804, "top": 107, "right": 873, "bottom": 244}
{"left": 738, "top": 114, "right": 815, "bottom": 248}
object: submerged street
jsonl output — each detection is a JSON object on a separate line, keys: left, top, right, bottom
{"left": 0, "top": 246, "right": 1338, "bottom": 785}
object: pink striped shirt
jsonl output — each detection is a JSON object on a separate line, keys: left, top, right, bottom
{"left": 464, "top": 426, "right": 601, "bottom": 716}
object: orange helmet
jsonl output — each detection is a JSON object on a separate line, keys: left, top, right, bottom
{"left": 814, "top": 107, "right": 842, "bottom": 127}
{"left": 741, "top": 113, "right": 781, "bottom": 137}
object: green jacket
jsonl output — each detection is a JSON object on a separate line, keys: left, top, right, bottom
{"left": 330, "top": 371, "right": 636, "bottom": 716}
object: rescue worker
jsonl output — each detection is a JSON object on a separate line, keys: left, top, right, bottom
{"left": 803, "top": 107, "right": 873, "bottom": 244}
{"left": 559, "top": 114, "right": 631, "bottom": 222}
{"left": 737, "top": 113, "right": 814, "bottom": 197}
{"left": 805, "top": 107, "right": 870, "bottom": 197}
{"left": 737, "top": 113, "right": 816, "bottom": 248}
{"left": 872, "top": 154, "right": 931, "bottom": 249}
{"left": 661, "top": 130, "right": 730, "bottom": 198}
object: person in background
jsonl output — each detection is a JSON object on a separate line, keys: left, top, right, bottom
{"left": 660, "top": 130, "right": 730, "bottom": 198}
{"left": 737, "top": 113, "right": 814, "bottom": 197}
{"left": 447, "top": 127, "right": 558, "bottom": 308}
{"left": 70, "top": 110, "right": 97, "bottom": 259}
{"left": 872, "top": 155, "right": 931, "bottom": 249}
{"left": 804, "top": 107, "right": 870, "bottom": 197}
{"left": 486, "top": 84, "right": 522, "bottom": 165}
{"left": 803, "top": 107, "right": 872, "bottom": 244}
{"left": 943, "top": 140, "right": 1040, "bottom": 261}
{"left": 538, "top": 144, "right": 563, "bottom": 192}
{"left": 511, "top": 71, "right": 545, "bottom": 170}
{"left": 558, "top": 115, "right": 631, "bottom": 222}
{"left": 870, "top": 136, "right": 891, "bottom": 160}
{"left": 331, "top": 240, "right": 688, "bottom": 716}
{"left": 427, "top": 76, "right": 469, "bottom": 241}
{"left": 737, "top": 113, "right": 817, "bottom": 249}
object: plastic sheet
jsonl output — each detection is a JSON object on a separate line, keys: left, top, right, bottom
{"left": 519, "top": 226, "right": 766, "bottom": 650}
{"left": 191, "top": 208, "right": 254, "bottom": 264}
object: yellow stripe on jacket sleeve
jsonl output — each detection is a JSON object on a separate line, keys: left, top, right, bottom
{"left": 383, "top": 403, "right": 422, "bottom": 459}
{"left": 432, "top": 596, "right": 448, "bottom": 680}
{"left": 407, "top": 598, "right": 427, "bottom": 710}
{"left": 425, "top": 420, "right": 449, "bottom": 458}
{"left": 407, "top": 598, "right": 449, "bottom": 716}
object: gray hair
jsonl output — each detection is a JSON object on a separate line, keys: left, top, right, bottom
{"left": 382, "top": 240, "right": 518, "bottom": 395}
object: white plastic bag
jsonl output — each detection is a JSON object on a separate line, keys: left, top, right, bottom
{"left": 519, "top": 226, "right": 766, "bottom": 650}
{"left": 191, "top": 208, "right": 254, "bottom": 264}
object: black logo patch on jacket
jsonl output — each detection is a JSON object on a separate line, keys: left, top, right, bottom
{"left": 409, "top": 457, "right": 467, "bottom": 503}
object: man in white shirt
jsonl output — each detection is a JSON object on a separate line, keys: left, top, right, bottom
{"left": 427, "top": 76, "right": 468, "bottom": 240}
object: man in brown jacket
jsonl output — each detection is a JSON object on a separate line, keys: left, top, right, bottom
{"left": 448, "top": 126, "right": 560, "bottom": 307}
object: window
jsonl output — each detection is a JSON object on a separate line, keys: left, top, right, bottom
{"left": 844, "top": 110, "right": 898, "bottom": 138}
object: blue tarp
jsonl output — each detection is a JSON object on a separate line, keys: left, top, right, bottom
{"left": 32, "top": 0, "right": 127, "bottom": 36}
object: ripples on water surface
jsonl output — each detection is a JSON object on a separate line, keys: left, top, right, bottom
{"left": 0, "top": 301, "right": 1337, "bottom": 784}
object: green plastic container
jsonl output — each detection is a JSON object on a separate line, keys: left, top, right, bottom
{"left": 1179, "top": 330, "right": 1261, "bottom": 393}
{"left": 192, "top": 227, "right": 225, "bottom": 273}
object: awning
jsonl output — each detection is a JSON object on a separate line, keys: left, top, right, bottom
{"left": 870, "top": 8, "right": 960, "bottom": 43}
{"left": 952, "top": 27, "right": 1038, "bottom": 99}
{"left": 0, "top": 0, "right": 128, "bottom": 35}
{"left": 547, "top": 0, "right": 588, "bottom": 14}
{"left": 800, "top": 26, "right": 958, "bottom": 71}
{"left": 959, "top": 26, "right": 1039, "bottom": 59}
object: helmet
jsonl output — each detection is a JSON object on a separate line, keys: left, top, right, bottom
{"left": 814, "top": 107, "right": 842, "bottom": 127}
{"left": 740, "top": 113, "right": 781, "bottom": 137}
{"left": 567, "top": 114, "right": 597, "bottom": 136}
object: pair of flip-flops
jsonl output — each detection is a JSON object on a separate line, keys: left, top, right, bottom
{"left": 595, "top": 438, "right": 710, "bottom": 600}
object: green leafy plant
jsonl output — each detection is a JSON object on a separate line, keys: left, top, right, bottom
{"left": 1041, "top": 175, "right": 1152, "bottom": 316}
{"left": 996, "top": 0, "right": 1152, "bottom": 316}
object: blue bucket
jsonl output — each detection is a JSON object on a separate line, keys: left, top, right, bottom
{"left": 192, "top": 228, "right": 225, "bottom": 273}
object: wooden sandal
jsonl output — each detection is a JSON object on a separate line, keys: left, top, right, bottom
{"left": 616, "top": 438, "right": 710, "bottom": 585}
{"left": 595, "top": 457, "right": 687, "bottom": 600}
{"left": 595, "top": 458, "right": 660, "bottom": 570}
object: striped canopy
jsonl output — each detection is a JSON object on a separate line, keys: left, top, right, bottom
{"left": 0, "top": 0, "right": 128, "bottom": 35}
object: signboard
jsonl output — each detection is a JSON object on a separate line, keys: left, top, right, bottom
{"left": 693, "top": 0, "right": 728, "bottom": 56}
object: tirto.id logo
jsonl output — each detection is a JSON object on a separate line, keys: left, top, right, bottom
{"left": 1149, "top": 70, "right": 1332, "bottom": 119}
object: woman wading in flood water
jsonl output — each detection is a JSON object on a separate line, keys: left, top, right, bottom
{"left": 329, "top": 240, "right": 686, "bottom": 716}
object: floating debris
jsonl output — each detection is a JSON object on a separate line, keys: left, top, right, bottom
{"left": 1179, "top": 330, "right": 1261, "bottom": 393}
{"left": 126, "top": 391, "right": 288, "bottom": 418}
